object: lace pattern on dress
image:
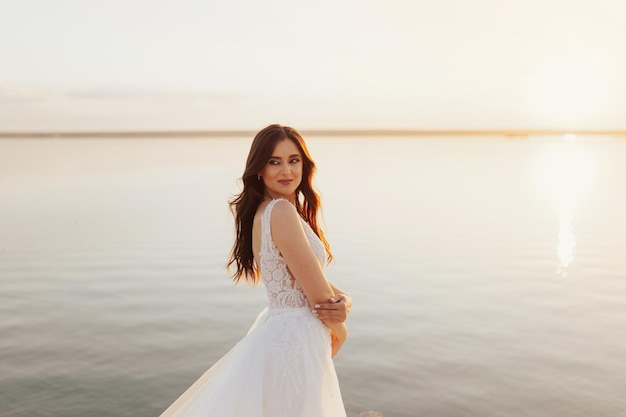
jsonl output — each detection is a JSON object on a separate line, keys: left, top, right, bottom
{"left": 259, "top": 198, "right": 326, "bottom": 310}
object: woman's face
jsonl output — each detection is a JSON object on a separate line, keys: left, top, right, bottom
{"left": 260, "top": 138, "right": 303, "bottom": 202}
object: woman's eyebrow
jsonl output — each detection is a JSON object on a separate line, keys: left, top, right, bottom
{"left": 269, "top": 154, "right": 301, "bottom": 159}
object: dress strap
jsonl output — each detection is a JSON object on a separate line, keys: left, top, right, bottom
{"left": 261, "top": 198, "right": 288, "bottom": 250}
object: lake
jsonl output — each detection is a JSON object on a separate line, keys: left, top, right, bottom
{"left": 1, "top": 134, "right": 625, "bottom": 417}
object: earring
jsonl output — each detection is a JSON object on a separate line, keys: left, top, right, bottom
{"left": 257, "top": 174, "right": 261, "bottom": 180}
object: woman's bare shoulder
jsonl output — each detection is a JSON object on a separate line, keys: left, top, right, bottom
{"left": 267, "top": 200, "right": 305, "bottom": 245}
{"left": 254, "top": 199, "right": 293, "bottom": 227}
{"left": 269, "top": 199, "right": 300, "bottom": 225}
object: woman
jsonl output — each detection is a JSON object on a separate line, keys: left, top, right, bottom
{"left": 160, "top": 124, "right": 352, "bottom": 417}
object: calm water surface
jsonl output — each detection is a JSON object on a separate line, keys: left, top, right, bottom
{"left": 1, "top": 135, "right": 625, "bottom": 417}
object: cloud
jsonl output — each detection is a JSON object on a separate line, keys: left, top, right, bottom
{"left": 65, "top": 87, "right": 246, "bottom": 103}
{"left": 0, "top": 83, "right": 256, "bottom": 131}
{"left": 0, "top": 80, "right": 247, "bottom": 105}
{"left": 0, "top": 81, "right": 53, "bottom": 101}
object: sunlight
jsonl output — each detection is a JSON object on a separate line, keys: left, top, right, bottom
{"left": 526, "top": 54, "right": 611, "bottom": 127}
{"left": 534, "top": 136, "right": 595, "bottom": 276}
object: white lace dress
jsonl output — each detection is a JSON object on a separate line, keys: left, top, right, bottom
{"left": 160, "top": 198, "right": 346, "bottom": 417}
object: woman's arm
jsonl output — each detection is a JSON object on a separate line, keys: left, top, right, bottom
{"left": 271, "top": 201, "right": 347, "bottom": 344}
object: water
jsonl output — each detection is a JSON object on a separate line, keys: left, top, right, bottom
{"left": 1, "top": 135, "right": 625, "bottom": 417}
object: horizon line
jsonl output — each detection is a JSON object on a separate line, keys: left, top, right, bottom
{"left": 1, "top": 129, "right": 626, "bottom": 138}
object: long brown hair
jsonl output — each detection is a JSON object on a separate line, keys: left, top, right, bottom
{"left": 227, "top": 124, "right": 333, "bottom": 284}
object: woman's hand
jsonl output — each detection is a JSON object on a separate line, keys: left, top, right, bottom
{"left": 313, "top": 293, "right": 352, "bottom": 323}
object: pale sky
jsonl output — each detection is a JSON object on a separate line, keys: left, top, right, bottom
{"left": 1, "top": 0, "right": 624, "bottom": 131}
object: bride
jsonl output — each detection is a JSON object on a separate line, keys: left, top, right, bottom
{"left": 160, "top": 124, "right": 352, "bottom": 417}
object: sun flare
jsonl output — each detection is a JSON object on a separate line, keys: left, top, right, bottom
{"left": 526, "top": 54, "right": 611, "bottom": 128}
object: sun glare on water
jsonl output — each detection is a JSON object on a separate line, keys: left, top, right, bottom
{"left": 534, "top": 135, "right": 595, "bottom": 276}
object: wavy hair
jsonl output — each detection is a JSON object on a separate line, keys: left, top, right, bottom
{"left": 227, "top": 124, "right": 333, "bottom": 284}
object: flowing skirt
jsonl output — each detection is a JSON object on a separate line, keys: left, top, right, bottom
{"left": 160, "top": 306, "right": 346, "bottom": 417}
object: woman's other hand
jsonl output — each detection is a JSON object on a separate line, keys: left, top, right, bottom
{"left": 313, "top": 293, "right": 351, "bottom": 323}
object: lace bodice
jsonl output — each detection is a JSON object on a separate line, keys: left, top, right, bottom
{"left": 259, "top": 198, "right": 326, "bottom": 309}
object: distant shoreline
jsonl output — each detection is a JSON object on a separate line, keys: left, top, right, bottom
{"left": 1, "top": 129, "right": 626, "bottom": 138}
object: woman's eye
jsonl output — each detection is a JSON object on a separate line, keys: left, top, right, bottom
{"left": 269, "top": 160, "right": 279, "bottom": 165}
{"left": 290, "top": 158, "right": 301, "bottom": 164}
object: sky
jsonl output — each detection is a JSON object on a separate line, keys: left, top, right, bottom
{"left": 1, "top": 0, "right": 624, "bottom": 131}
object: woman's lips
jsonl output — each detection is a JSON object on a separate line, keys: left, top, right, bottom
{"left": 278, "top": 179, "right": 293, "bottom": 185}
